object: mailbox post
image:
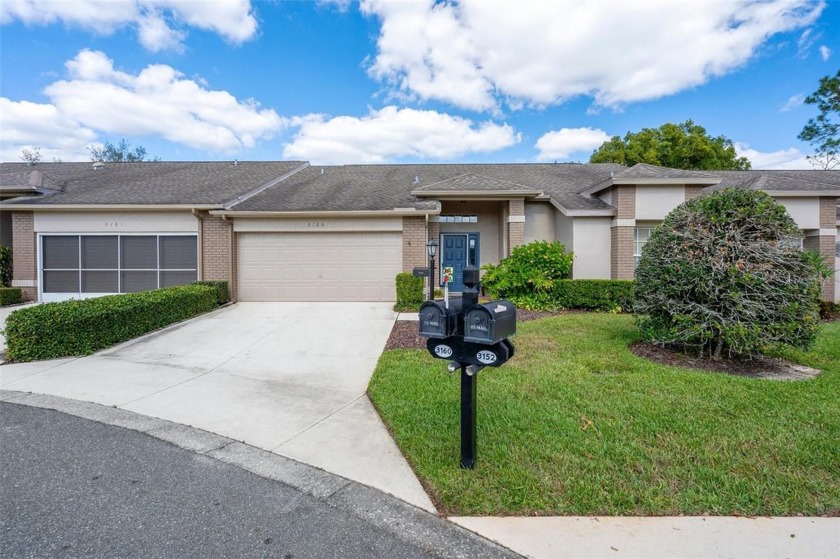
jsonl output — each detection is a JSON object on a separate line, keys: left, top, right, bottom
{"left": 418, "top": 264, "right": 516, "bottom": 469}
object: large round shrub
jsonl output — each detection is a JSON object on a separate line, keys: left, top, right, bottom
{"left": 634, "top": 188, "right": 823, "bottom": 358}
{"left": 482, "top": 241, "right": 573, "bottom": 310}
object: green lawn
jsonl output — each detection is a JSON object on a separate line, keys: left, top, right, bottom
{"left": 368, "top": 314, "right": 840, "bottom": 516}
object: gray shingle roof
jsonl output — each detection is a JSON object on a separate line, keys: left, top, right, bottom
{"left": 412, "top": 173, "right": 540, "bottom": 193}
{"left": 709, "top": 170, "right": 840, "bottom": 192}
{"left": 0, "top": 161, "right": 306, "bottom": 206}
{"left": 229, "top": 163, "right": 625, "bottom": 212}
{"left": 611, "top": 163, "right": 720, "bottom": 180}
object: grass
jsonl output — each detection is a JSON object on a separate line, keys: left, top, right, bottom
{"left": 368, "top": 314, "right": 840, "bottom": 516}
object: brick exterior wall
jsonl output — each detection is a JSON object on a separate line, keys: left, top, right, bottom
{"left": 402, "top": 216, "right": 427, "bottom": 271}
{"left": 11, "top": 212, "right": 37, "bottom": 301}
{"left": 819, "top": 197, "right": 837, "bottom": 228}
{"left": 811, "top": 196, "right": 838, "bottom": 302}
{"left": 685, "top": 186, "right": 705, "bottom": 200}
{"left": 507, "top": 199, "right": 525, "bottom": 253}
{"left": 198, "top": 212, "right": 236, "bottom": 301}
{"left": 611, "top": 186, "right": 636, "bottom": 280}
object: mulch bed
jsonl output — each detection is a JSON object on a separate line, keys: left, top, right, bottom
{"left": 630, "top": 341, "right": 821, "bottom": 380}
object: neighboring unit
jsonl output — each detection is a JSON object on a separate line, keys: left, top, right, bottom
{"left": 2, "top": 161, "right": 838, "bottom": 303}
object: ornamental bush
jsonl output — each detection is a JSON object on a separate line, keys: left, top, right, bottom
{"left": 634, "top": 188, "right": 824, "bottom": 358}
{"left": 395, "top": 272, "right": 424, "bottom": 311}
{"left": 482, "top": 241, "right": 574, "bottom": 310}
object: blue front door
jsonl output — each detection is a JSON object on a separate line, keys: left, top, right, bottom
{"left": 441, "top": 233, "right": 480, "bottom": 291}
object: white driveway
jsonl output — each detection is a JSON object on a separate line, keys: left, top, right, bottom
{"left": 0, "top": 302, "right": 434, "bottom": 511}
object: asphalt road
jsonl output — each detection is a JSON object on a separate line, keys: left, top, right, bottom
{"left": 0, "top": 402, "right": 501, "bottom": 559}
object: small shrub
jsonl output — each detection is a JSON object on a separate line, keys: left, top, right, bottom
{"left": 192, "top": 280, "right": 230, "bottom": 305}
{"left": 0, "top": 246, "right": 11, "bottom": 287}
{"left": 0, "top": 287, "right": 22, "bottom": 306}
{"left": 396, "top": 272, "right": 424, "bottom": 311}
{"left": 635, "top": 188, "right": 823, "bottom": 358}
{"left": 4, "top": 284, "right": 217, "bottom": 362}
{"left": 482, "top": 241, "right": 573, "bottom": 310}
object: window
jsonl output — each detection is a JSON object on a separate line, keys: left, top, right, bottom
{"left": 437, "top": 215, "right": 478, "bottom": 223}
{"left": 779, "top": 235, "right": 804, "bottom": 250}
{"left": 634, "top": 227, "right": 653, "bottom": 268}
{"left": 42, "top": 234, "right": 198, "bottom": 298}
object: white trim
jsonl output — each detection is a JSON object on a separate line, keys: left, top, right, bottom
{"left": 232, "top": 216, "right": 402, "bottom": 233}
{"left": 212, "top": 209, "right": 438, "bottom": 217}
{"left": 507, "top": 215, "right": 525, "bottom": 223}
{"left": 611, "top": 218, "right": 636, "bottom": 227}
{"left": 11, "top": 279, "right": 35, "bottom": 287}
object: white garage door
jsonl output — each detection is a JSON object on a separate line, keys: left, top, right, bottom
{"left": 238, "top": 232, "right": 402, "bottom": 301}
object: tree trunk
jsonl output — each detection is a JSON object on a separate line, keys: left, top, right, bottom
{"left": 713, "top": 337, "right": 724, "bottom": 360}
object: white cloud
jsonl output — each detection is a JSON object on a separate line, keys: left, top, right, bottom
{"left": 781, "top": 93, "right": 806, "bottom": 111}
{"left": 534, "top": 127, "right": 610, "bottom": 161}
{"left": 0, "top": 0, "right": 257, "bottom": 51}
{"left": 735, "top": 142, "right": 813, "bottom": 169}
{"left": 0, "top": 49, "right": 285, "bottom": 160}
{"left": 283, "top": 106, "right": 520, "bottom": 164}
{"left": 0, "top": 98, "right": 97, "bottom": 161}
{"left": 819, "top": 45, "right": 832, "bottom": 60}
{"left": 361, "top": 0, "right": 825, "bottom": 112}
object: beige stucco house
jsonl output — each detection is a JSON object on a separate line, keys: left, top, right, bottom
{"left": 1, "top": 161, "right": 837, "bottom": 304}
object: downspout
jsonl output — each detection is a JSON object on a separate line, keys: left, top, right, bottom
{"left": 222, "top": 214, "right": 234, "bottom": 301}
{"left": 191, "top": 209, "right": 203, "bottom": 280}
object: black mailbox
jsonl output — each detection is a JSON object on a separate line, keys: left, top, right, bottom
{"left": 463, "top": 300, "right": 517, "bottom": 344}
{"left": 418, "top": 298, "right": 464, "bottom": 339}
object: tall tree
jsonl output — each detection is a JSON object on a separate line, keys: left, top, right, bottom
{"left": 589, "top": 120, "right": 751, "bottom": 170}
{"left": 88, "top": 139, "right": 160, "bottom": 162}
{"left": 19, "top": 147, "right": 42, "bottom": 163}
{"left": 798, "top": 70, "right": 840, "bottom": 170}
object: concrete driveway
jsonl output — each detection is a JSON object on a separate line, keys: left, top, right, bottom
{"left": 0, "top": 302, "right": 434, "bottom": 511}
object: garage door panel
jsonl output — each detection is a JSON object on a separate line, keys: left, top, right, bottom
{"left": 238, "top": 231, "right": 401, "bottom": 302}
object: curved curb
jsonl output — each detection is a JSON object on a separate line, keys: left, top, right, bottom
{"left": 0, "top": 389, "right": 522, "bottom": 559}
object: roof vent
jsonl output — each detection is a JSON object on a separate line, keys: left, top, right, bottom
{"left": 413, "top": 174, "right": 420, "bottom": 184}
{"left": 92, "top": 161, "right": 105, "bottom": 170}
{"left": 234, "top": 159, "right": 238, "bottom": 166}
{"left": 321, "top": 168, "right": 324, "bottom": 175}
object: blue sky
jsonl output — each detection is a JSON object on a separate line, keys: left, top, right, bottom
{"left": 1, "top": 0, "right": 838, "bottom": 168}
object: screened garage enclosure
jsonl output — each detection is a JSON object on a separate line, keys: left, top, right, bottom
{"left": 40, "top": 234, "right": 198, "bottom": 302}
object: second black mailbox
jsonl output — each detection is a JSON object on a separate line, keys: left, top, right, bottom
{"left": 419, "top": 297, "right": 464, "bottom": 339}
{"left": 463, "top": 300, "right": 516, "bottom": 344}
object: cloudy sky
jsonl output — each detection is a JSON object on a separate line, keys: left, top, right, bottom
{"left": 1, "top": 0, "right": 837, "bottom": 168}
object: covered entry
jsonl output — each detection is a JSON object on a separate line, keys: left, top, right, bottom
{"left": 237, "top": 227, "right": 401, "bottom": 302}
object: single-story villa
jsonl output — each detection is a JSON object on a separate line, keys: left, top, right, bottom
{"left": 1, "top": 160, "right": 838, "bottom": 303}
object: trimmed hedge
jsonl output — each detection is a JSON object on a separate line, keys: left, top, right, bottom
{"left": 0, "top": 246, "right": 11, "bottom": 287}
{"left": 395, "top": 272, "right": 424, "bottom": 311}
{"left": 0, "top": 287, "right": 22, "bottom": 307}
{"left": 486, "top": 278, "right": 634, "bottom": 312}
{"left": 553, "top": 280, "right": 635, "bottom": 312}
{"left": 3, "top": 284, "right": 217, "bottom": 362}
{"left": 193, "top": 280, "right": 230, "bottom": 305}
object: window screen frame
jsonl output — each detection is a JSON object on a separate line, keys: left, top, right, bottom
{"left": 39, "top": 233, "right": 199, "bottom": 301}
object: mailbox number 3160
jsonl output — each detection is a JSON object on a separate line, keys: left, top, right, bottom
{"left": 434, "top": 345, "right": 453, "bottom": 358}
